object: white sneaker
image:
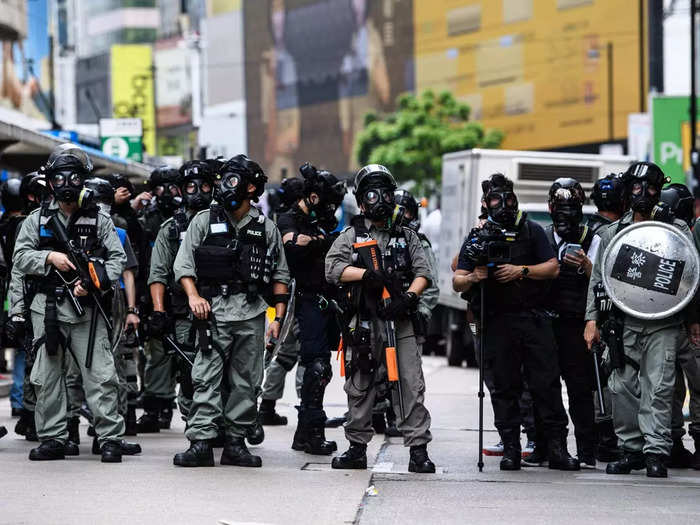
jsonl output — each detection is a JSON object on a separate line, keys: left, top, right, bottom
{"left": 483, "top": 440, "right": 504, "bottom": 456}
{"left": 522, "top": 440, "right": 535, "bottom": 457}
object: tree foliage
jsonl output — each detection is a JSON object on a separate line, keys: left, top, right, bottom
{"left": 354, "top": 90, "right": 504, "bottom": 190}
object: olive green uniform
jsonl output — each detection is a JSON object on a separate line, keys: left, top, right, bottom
{"left": 325, "top": 219, "right": 433, "bottom": 447}
{"left": 148, "top": 214, "right": 197, "bottom": 417}
{"left": 174, "top": 206, "right": 289, "bottom": 440}
{"left": 13, "top": 202, "right": 127, "bottom": 446}
{"left": 586, "top": 212, "right": 690, "bottom": 456}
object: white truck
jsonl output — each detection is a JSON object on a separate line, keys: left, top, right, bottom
{"left": 434, "top": 148, "right": 633, "bottom": 366}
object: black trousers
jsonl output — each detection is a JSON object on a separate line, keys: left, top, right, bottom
{"left": 484, "top": 312, "right": 568, "bottom": 438}
{"left": 552, "top": 316, "right": 596, "bottom": 455}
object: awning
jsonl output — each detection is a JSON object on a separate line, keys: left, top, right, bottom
{"left": 0, "top": 119, "right": 152, "bottom": 180}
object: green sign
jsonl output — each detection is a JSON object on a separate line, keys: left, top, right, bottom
{"left": 99, "top": 118, "right": 143, "bottom": 162}
{"left": 651, "top": 96, "right": 700, "bottom": 184}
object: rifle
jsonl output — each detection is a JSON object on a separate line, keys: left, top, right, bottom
{"left": 46, "top": 214, "right": 113, "bottom": 367}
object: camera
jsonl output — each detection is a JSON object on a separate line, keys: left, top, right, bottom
{"left": 464, "top": 221, "right": 516, "bottom": 267}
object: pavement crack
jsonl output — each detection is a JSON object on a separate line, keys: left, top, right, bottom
{"left": 352, "top": 438, "right": 392, "bottom": 524}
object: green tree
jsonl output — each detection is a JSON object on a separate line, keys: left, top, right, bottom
{"left": 354, "top": 90, "right": 504, "bottom": 191}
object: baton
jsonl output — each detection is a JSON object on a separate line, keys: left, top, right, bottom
{"left": 163, "top": 335, "right": 194, "bottom": 368}
{"left": 591, "top": 342, "right": 607, "bottom": 417}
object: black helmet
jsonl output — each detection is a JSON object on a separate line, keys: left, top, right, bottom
{"left": 149, "top": 166, "right": 180, "bottom": 189}
{"left": 215, "top": 155, "right": 268, "bottom": 211}
{"left": 180, "top": 160, "right": 214, "bottom": 211}
{"left": 299, "top": 163, "right": 346, "bottom": 228}
{"left": 149, "top": 166, "right": 182, "bottom": 214}
{"left": 0, "top": 179, "right": 23, "bottom": 212}
{"left": 621, "top": 162, "right": 669, "bottom": 215}
{"left": 103, "top": 173, "right": 136, "bottom": 195}
{"left": 84, "top": 177, "right": 115, "bottom": 206}
{"left": 42, "top": 144, "right": 92, "bottom": 203}
{"left": 354, "top": 164, "right": 397, "bottom": 220}
{"left": 279, "top": 177, "right": 306, "bottom": 210}
{"left": 20, "top": 172, "right": 46, "bottom": 212}
{"left": 548, "top": 178, "right": 583, "bottom": 241}
{"left": 591, "top": 174, "right": 625, "bottom": 213}
{"left": 394, "top": 189, "right": 420, "bottom": 231}
{"left": 482, "top": 173, "right": 519, "bottom": 227}
{"left": 660, "top": 183, "right": 694, "bottom": 228}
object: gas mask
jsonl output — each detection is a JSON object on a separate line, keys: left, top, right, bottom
{"left": 629, "top": 179, "right": 661, "bottom": 215}
{"left": 362, "top": 185, "right": 395, "bottom": 221}
{"left": 485, "top": 189, "right": 519, "bottom": 227}
{"left": 153, "top": 182, "right": 183, "bottom": 214}
{"left": 183, "top": 178, "right": 213, "bottom": 211}
{"left": 551, "top": 202, "right": 582, "bottom": 241}
{"left": 48, "top": 170, "right": 93, "bottom": 207}
{"left": 217, "top": 172, "right": 249, "bottom": 211}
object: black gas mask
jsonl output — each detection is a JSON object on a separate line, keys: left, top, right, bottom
{"left": 48, "top": 170, "right": 94, "bottom": 207}
{"left": 485, "top": 188, "right": 519, "bottom": 227}
{"left": 217, "top": 171, "right": 250, "bottom": 211}
{"left": 552, "top": 202, "right": 583, "bottom": 241}
{"left": 362, "top": 185, "right": 395, "bottom": 221}
{"left": 153, "top": 182, "right": 183, "bottom": 214}
{"left": 182, "top": 178, "right": 213, "bottom": 211}
{"left": 624, "top": 162, "right": 668, "bottom": 216}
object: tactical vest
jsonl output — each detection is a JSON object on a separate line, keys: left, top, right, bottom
{"left": 586, "top": 213, "right": 613, "bottom": 234}
{"left": 351, "top": 215, "right": 414, "bottom": 293}
{"left": 194, "top": 204, "right": 273, "bottom": 298}
{"left": 482, "top": 219, "right": 550, "bottom": 314}
{"left": 167, "top": 209, "right": 191, "bottom": 315}
{"left": 38, "top": 202, "right": 103, "bottom": 256}
{"left": 546, "top": 225, "right": 594, "bottom": 317}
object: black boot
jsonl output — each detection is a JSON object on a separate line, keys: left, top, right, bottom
{"left": 92, "top": 436, "right": 141, "bottom": 455}
{"left": 221, "top": 437, "right": 262, "bottom": 467}
{"left": 211, "top": 425, "right": 226, "bottom": 448}
{"left": 136, "top": 396, "right": 161, "bottom": 433}
{"left": 605, "top": 450, "right": 645, "bottom": 474}
{"left": 522, "top": 441, "right": 548, "bottom": 467}
{"left": 292, "top": 426, "right": 336, "bottom": 455}
{"left": 500, "top": 430, "right": 521, "bottom": 471}
{"left": 325, "top": 416, "right": 346, "bottom": 428}
{"left": 595, "top": 420, "right": 621, "bottom": 462}
{"left": 124, "top": 406, "right": 138, "bottom": 436}
{"left": 547, "top": 435, "right": 580, "bottom": 471}
{"left": 101, "top": 440, "right": 123, "bottom": 463}
{"left": 409, "top": 444, "right": 436, "bottom": 473}
{"left": 259, "top": 399, "right": 287, "bottom": 426}
{"left": 29, "top": 440, "right": 66, "bottom": 461}
{"left": 332, "top": 442, "right": 367, "bottom": 470}
{"left": 158, "top": 401, "right": 174, "bottom": 430}
{"left": 17, "top": 410, "right": 38, "bottom": 441}
{"left": 646, "top": 453, "right": 668, "bottom": 478}
{"left": 67, "top": 416, "right": 80, "bottom": 446}
{"left": 246, "top": 420, "right": 265, "bottom": 446}
{"left": 14, "top": 409, "right": 31, "bottom": 436}
{"left": 173, "top": 440, "right": 215, "bottom": 467}
{"left": 693, "top": 437, "right": 700, "bottom": 471}
{"left": 668, "top": 437, "right": 694, "bottom": 468}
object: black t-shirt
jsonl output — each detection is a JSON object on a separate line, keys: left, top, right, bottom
{"left": 277, "top": 206, "right": 328, "bottom": 293}
{"left": 457, "top": 219, "right": 554, "bottom": 272}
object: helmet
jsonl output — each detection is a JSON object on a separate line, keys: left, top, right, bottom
{"left": 482, "top": 173, "right": 518, "bottom": 227}
{"left": 84, "top": 177, "right": 115, "bottom": 206}
{"left": 180, "top": 160, "right": 214, "bottom": 211}
{"left": 621, "top": 162, "right": 669, "bottom": 215}
{"left": 42, "top": 144, "right": 92, "bottom": 203}
{"left": 206, "top": 157, "right": 226, "bottom": 186}
{"left": 20, "top": 172, "right": 46, "bottom": 212}
{"left": 149, "top": 166, "right": 182, "bottom": 214}
{"left": 354, "top": 164, "right": 397, "bottom": 220}
{"left": 394, "top": 189, "right": 421, "bottom": 231}
{"left": 591, "top": 174, "right": 625, "bottom": 213}
{"left": 0, "top": 179, "right": 23, "bottom": 212}
{"left": 660, "top": 183, "right": 694, "bottom": 228}
{"left": 278, "top": 177, "right": 306, "bottom": 211}
{"left": 548, "top": 177, "right": 584, "bottom": 241}
{"left": 299, "top": 163, "right": 346, "bottom": 225}
{"left": 215, "top": 155, "right": 268, "bottom": 211}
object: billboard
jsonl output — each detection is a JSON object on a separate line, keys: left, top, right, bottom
{"left": 414, "top": 0, "right": 644, "bottom": 150}
{"left": 244, "top": 0, "right": 414, "bottom": 180}
{"left": 76, "top": 53, "right": 111, "bottom": 125}
{"left": 111, "top": 45, "right": 156, "bottom": 156}
{"left": 651, "top": 96, "right": 699, "bottom": 185}
{"left": 0, "top": 0, "right": 52, "bottom": 125}
{"left": 155, "top": 39, "right": 192, "bottom": 128}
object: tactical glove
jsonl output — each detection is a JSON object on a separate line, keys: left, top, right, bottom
{"left": 4, "top": 316, "right": 26, "bottom": 347}
{"left": 148, "top": 311, "right": 171, "bottom": 338}
{"left": 379, "top": 291, "right": 419, "bottom": 320}
{"left": 362, "top": 268, "right": 386, "bottom": 295}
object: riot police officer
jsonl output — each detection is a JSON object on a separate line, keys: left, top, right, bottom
{"left": 147, "top": 163, "right": 210, "bottom": 424}
{"left": 276, "top": 163, "right": 345, "bottom": 454}
{"left": 173, "top": 154, "right": 290, "bottom": 468}
{"left": 453, "top": 173, "right": 578, "bottom": 471}
{"left": 540, "top": 178, "right": 599, "bottom": 468}
{"left": 587, "top": 174, "right": 626, "bottom": 234}
{"left": 138, "top": 162, "right": 209, "bottom": 433}
{"left": 13, "top": 144, "right": 129, "bottom": 462}
{"left": 325, "top": 164, "right": 435, "bottom": 473}
{"left": 585, "top": 162, "right": 696, "bottom": 478}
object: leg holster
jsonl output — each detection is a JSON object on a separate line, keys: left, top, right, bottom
{"left": 44, "top": 291, "right": 61, "bottom": 356}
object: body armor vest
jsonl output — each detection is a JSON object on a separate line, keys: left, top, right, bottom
{"left": 194, "top": 204, "right": 273, "bottom": 297}
{"left": 39, "top": 202, "right": 103, "bottom": 256}
{"left": 546, "top": 225, "right": 594, "bottom": 317}
{"left": 167, "top": 208, "right": 192, "bottom": 315}
{"left": 586, "top": 213, "right": 613, "bottom": 234}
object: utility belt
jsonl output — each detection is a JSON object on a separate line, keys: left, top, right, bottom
{"left": 198, "top": 281, "right": 247, "bottom": 298}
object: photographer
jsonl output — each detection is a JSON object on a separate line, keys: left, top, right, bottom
{"left": 453, "top": 173, "right": 578, "bottom": 471}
